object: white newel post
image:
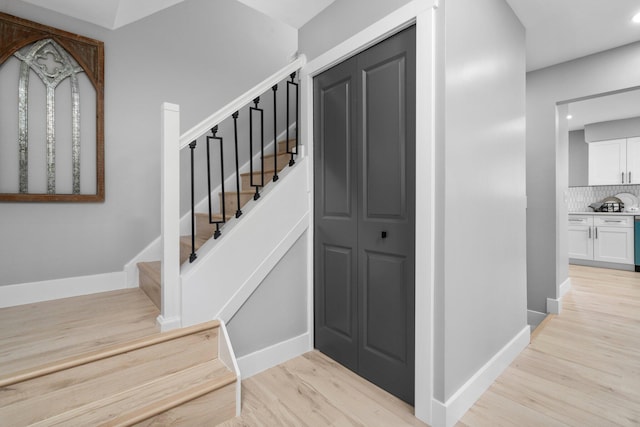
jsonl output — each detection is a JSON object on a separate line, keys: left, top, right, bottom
{"left": 158, "top": 102, "right": 182, "bottom": 331}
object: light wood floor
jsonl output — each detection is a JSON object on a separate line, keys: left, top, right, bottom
{"left": 2, "top": 265, "right": 637, "bottom": 426}
{"left": 222, "top": 265, "right": 640, "bottom": 427}
{"left": 0, "top": 288, "right": 160, "bottom": 376}
{"left": 459, "top": 264, "right": 640, "bottom": 426}
{"left": 218, "top": 350, "right": 427, "bottom": 427}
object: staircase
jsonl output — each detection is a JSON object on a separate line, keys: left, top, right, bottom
{"left": 137, "top": 139, "right": 295, "bottom": 310}
{"left": 0, "top": 316, "right": 239, "bottom": 426}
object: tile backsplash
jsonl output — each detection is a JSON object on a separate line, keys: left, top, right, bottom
{"left": 567, "top": 185, "right": 640, "bottom": 212}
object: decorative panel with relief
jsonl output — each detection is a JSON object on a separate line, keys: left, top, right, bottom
{"left": 0, "top": 12, "right": 104, "bottom": 202}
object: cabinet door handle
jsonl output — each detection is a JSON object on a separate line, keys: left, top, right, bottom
{"left": 588, "top": 227, "right": 592, "bottom": 239}
{"left": 622, "top": 172, "right": 625, "bottom": 184}
{"left": 604, "top": 220, "right": 623, "bottom": 223}
{"left": 595, "top": 227, "right": 598, "bottom": 239}
{"left": 629, "top": 171, "right": 632, "bottom": 183}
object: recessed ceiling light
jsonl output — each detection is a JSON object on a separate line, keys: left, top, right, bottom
{"left": 566, "top": 114, "right": 573, "bottom": 120}
{"left": 632, "top": 11, "right": 640, "bottom": 23}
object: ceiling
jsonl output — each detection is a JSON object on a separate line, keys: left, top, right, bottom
{"left": 505, "top": 0, "right": 640, "bottom": 72}
{"left": 16, "top": 0, "right": 336, "bottom": 30}
{"left": 15, "top": 0, "right": 640, "bottom": 72}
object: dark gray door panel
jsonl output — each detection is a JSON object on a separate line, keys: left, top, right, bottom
{"left": 314, "top": 25, "right": 416, "bottom": 404}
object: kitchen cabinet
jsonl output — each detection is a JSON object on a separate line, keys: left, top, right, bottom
{"left": 568, "top": 215, "right": 593, "bottom": 260}
{"left": 568, "top": 214, "right": 634, "bottom": 265}
{"left": 588, "top": 137, "right": 640, "bottom": 185}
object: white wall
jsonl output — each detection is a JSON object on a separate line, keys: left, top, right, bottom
{"left": 526, "top": 41, "right": 640, "bottom": 312}
{"left": 435, "top": 0, "right": 527, "bottom": 401}
{"left": 298, "top": 0, "right": 412, "bottom": 61}
{"left": 226, "top": 233, "right": 307, "bottom": 357}
{"left": 569, "top": 130, "right": 588, "bottom": 187}
{"left": 0, "top": 0, "right": 297, "bottom": 286}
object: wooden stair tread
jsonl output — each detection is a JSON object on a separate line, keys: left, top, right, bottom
{"left": 30, "top": 360, "right": 235, "bottom": 426}
{"left": 0, "top": 320, "right": 219, "bottom": 388}
{"left": 0, "top": 321, "right": 227, "bottom": 426}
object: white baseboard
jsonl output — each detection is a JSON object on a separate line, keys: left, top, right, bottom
{"left": 431, "top": 325, "right": 530, "bottom": 427}
{"left": 559, "top": 277, "right": 572, "bottom": 298}
{"left": 546, "top": 297, "right": 561, "bottom": 314}
{"left": 527, "top": 310, "right": 547, "bottom": 329}
{"left": 156, "top": 314, "right": 182, "bottom": 332}
{"left": 0, "top": 271, "right": 128, "bottom": 308}
{"left": 236, "top": 332, "right": 311, "bottom": 379}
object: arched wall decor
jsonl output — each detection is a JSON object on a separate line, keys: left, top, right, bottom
{"left": 0, "top": 12, "right": 104, "bottom": 202}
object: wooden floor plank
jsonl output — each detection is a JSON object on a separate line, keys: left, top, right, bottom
{"left": 460, "top": 264, "right": 640, "bottom": 426}
{"left": 0, "top": 289, "right": 160, "bottom": 375}
{"left": 219, "top": 351, "right": 426, "bottom": 427}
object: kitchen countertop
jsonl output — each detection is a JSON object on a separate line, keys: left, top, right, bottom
{"left": 569, "top": 211, "right": 639, "bottom": 216}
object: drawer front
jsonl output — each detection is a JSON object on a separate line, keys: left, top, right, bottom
{"left": 568, "top": 215, "right": 593, "bottom": 226}
{"left": 594, "top": 216, "right": 633, "bottom": 227}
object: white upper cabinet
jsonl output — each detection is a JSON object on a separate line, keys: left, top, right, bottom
{"left": 588, "top": 139, "right": 626, "bottom": 185}
{"left": 626, "top": 137, "right": 640, "bottom": 184}
{"left": 589, "top": 137, "right": 640, "bottom": 185}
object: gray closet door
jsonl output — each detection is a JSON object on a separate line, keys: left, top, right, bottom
{"left": 314, "top": 26, "right": 416, "bottom": 404}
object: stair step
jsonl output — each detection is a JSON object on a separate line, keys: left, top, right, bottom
{"left": 277, "top": 138, "right": 297, "bottom": 155}
{"left": 138, "top": 261, "right": 161, "bottom": 309}
{"left": 220, "top": 190, "right": 255, "bottom": 214}
{"left": 180, "top": 235, "right": 209, "bottom": 264}
{"left": 0, "top": 321, "right": 236, "bottom": 426}
{"left": 0, "top": 321, "right": 235, "bottom": 426}
{"left": 34, "top": 360, "right": 235, "bottom": 426}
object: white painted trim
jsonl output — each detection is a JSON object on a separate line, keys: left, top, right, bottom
{"left": 156, "top": 314, "right": 181, "bottom": 332}
{"left": 236, "top": 332, "right": 311, "bottom": 379}
{"left": 216, "top": 212, "right": 309, "bottom": 322}
{"left": 546, "top": 297, "right": 562, "bottom": 314}
{"left": 179, "top": 56, "right": 306, "bottom": 149}
{"left": 299, "top": 64, "right": 315, "bottom": 352}
{"left": 431, "top": 326, "right": 530, "bottom": 427}
{"left": 559, "top": 277, "right": 572, "bottom": 298}
{"left": 161, "top": 102, "right": 182, "bottom": 330}
{"left": 300, "top": 1, "right": 436, "bottom": 424}
{"left": 218, "top": 320, "right": 242, "bottom": 417}
{"left": 0, "top": 271, "right": 127, "bottom": 308}
{"left": 527, "top": 310, "right": 547, "bottom": 328}
{"left": 415, "top": 6, "right": 436, "bottom": 424}
{"left": 305, "top": 1, "right": 432, "bottom": 75}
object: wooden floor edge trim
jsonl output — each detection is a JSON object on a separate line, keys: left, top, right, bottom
{"left": 109, "top": 372, "right": 237, "bottom": 427}
{"left": 530, "top": 313, "right": 556, "bottom": 341}
{"left": 0, "top": 320, "right": 221, "bottom": 387}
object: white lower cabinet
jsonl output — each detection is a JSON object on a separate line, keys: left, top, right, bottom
{"left": 568, "top": 215, "right": 634, "bottom": 265}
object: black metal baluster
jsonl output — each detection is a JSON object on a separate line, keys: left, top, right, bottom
{"left": 232, "top": 111, "right": 242, "bottom": 218}
{"left": 293, "top": 72, "right": 299, "bottom": 161}
{"left": 189, "top": 140, "right": 197, "bottom": 263}
{"left": 249, "top": 97, "right": 264, "bottom": 201}
{"left": 286, "top": 71, "right": 299, "bottom": 167}
{"left": 272, "top": 84, "right": 279, "bottom": 182}
{"left": 206, "top": 126, "right": 225, "bottom": 239}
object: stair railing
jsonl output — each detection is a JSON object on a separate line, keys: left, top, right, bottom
{"left": 159, "top": 56, "right": 305, "bottom": 328}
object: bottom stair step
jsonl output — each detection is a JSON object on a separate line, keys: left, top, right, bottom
{"left": 0, "top": 320, "right": 238, "bottom": 427}
{"left": 41, "top": 360, "right": 235, "bottom": 426}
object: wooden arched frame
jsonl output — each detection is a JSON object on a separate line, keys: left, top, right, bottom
{"left": 0, "top": 12, "right": 104, "bottom": 202}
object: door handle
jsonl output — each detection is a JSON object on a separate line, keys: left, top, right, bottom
{"left": 588, "top": 227, "right": 591, "bottom": 239}
{"left": 381, "top": 231, "right": 387, "bottom": 239}
{"left": 622, "top": 172, "right": 625, "bottom": 184}
{"left": 595, "top": 227, "right": 598, "bottom": 239}
{"left": 629, "top": 171, "right": 632, "bottom": 183}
